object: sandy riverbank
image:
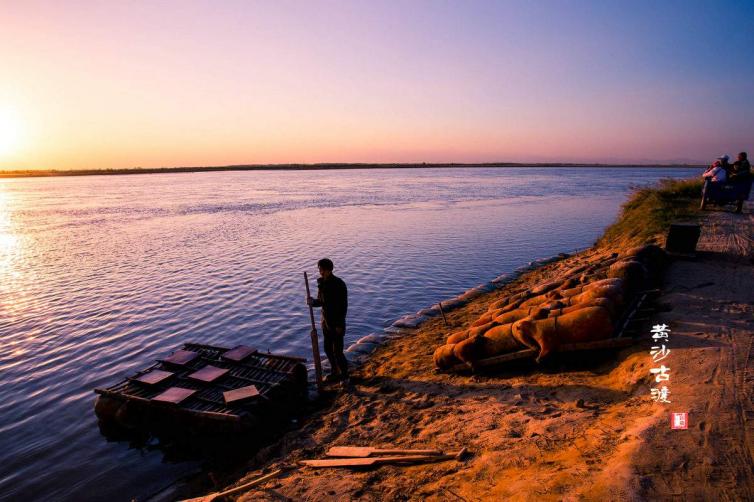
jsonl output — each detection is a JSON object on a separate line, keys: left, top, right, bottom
{"left": 182, "top": 181, "right": 753, "bottom": 501}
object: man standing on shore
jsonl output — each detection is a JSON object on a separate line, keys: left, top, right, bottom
{"left": 307, "top": 258, "right": 349, "bottom": 382}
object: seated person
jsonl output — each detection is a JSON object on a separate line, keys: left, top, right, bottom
{"left": 719, "top": 154, "right": 732, "bottom": 176}
{"left": 703, "top": 160, "right": 727, "bottom": 183}
{"left": 729, "top": 152, "right": 751, "bottom": 182}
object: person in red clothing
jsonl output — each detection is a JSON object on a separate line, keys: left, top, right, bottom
{"left": 306, "top": 258, "right": 349, "bottom": 382}
{"left": 702, "top": 160, "right": 727, "bottom": 183}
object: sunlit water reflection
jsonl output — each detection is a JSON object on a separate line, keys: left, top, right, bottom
{"left": 0, "top": 167, "right": 697, "bottom": 500}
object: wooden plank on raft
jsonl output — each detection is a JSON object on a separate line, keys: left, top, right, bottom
{"left": 151, "top": 387, "right": 196, "bottom": 404}
{"left": 162, "top": 350, "right": 199, "bottom": 366}
{"left": 223, "top": 385, "right": 260, "bottom": 405}
{"left": 133, "top": 369, "right": 174, "bottom": 385}
{"left": 222, "top": 345, "right": 256, "bottom": 362}
{"left": 188, "top": 365, "right": 229, "bottom": 383}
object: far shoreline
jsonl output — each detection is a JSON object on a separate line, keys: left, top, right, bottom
{"left": 0, "top": 162, "right": 703, "bottom": 179}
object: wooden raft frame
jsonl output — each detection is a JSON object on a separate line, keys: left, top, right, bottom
{"left": 95, "top": 342, "right": 307, "bottom": 424}
{"left": 445, "top": 289, "right": 661, "bottom": 374}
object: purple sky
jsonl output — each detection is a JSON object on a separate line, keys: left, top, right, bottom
{"left": 1, "top": 0, "right": 752, "bottom": 169}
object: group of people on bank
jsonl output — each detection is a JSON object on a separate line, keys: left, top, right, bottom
{"left": 702, "top": 152, "right": 751, "bottom": 184}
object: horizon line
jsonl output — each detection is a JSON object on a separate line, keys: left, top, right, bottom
{"left": 0, "top": 162, "right": 705, "bottom": 179}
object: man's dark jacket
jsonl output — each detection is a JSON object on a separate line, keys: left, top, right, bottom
{"left": 730, "top": 159, "right": 751, "bottom": 181}
{"left": 315, "top": 275, "right": 348, "bottom": 329}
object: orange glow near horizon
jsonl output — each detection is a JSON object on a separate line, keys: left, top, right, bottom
{"left": 1, "top": 2, "right": 753, "bottom": 171}
{"left": 0, "top": 105, "right": 25, "bottom": 160}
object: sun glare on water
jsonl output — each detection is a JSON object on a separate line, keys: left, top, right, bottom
{"left": 0, "top": 186, "right": 19, "bottom": 271}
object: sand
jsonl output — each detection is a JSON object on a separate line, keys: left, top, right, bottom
{"left": 197, "top": 206, "right": 753, "bottom": 501}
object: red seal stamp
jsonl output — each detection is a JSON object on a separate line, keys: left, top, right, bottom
{"left": 670, "top": 412, "right": 688, "bottom": 429}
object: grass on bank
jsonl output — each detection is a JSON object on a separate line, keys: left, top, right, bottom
{"left": 596, "top": 177, "right": 703, "bottom": 249}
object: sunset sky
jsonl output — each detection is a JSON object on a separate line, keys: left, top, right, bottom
{"left": 1, "top": 0, "right": 753, "bottom": 170}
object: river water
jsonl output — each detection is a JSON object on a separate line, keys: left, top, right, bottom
{"left": 0, "top": 167, "right": 697, "bottom": 501}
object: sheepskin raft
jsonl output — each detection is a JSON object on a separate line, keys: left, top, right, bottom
{"left": 94, "top": 343, "right": 307, "bottom": 433}
{"left": 434, "top": 244, "right": 667, "bottom": 373}
{"left": 443, "top": 289, "right": 659, "bottom": 373}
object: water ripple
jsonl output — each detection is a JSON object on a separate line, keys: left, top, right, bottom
{"left": 0, "top": 167, "right": 697, "bottom": 501}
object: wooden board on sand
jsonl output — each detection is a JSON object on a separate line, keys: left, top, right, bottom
{"left": 301, "top": 450, "right": 465, "bottom": 468}
{"left": 326, "top": 446, "right": 443, "bottom": 458}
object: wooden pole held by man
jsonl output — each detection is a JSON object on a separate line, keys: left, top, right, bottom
{"left": 304, "top": 271, "right": 324, "bottom": 391}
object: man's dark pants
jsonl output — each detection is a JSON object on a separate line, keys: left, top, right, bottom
{"left": 322, "top": 321, "right": 348, "bottom": 377}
